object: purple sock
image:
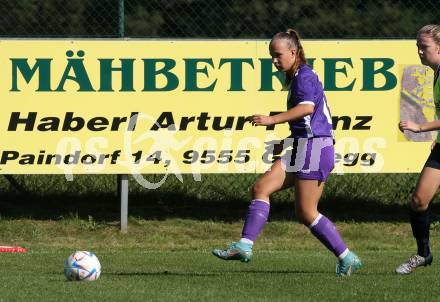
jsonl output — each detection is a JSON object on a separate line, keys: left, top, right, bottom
{"left": 241, "top": 199, "right": 270, "bottom": 242}
{"left": 310, "top": 214, "right": 347, "bottom": 257}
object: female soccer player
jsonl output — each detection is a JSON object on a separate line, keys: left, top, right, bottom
{"left": 212, "top": 29, "right": 362, "bottom": 276}
{"left": 396, "top": 24, "right": 440, "bottom": 275}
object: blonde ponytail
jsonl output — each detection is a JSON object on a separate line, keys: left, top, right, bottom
{"left": 271, "top": 29, "right": 307, "bottom": 86}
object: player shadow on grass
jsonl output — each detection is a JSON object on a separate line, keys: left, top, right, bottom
{"left": 103, "top": 269, "right": 331, "bottom": 276}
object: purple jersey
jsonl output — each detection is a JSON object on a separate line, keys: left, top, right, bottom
{"left": 287, "top": 64, "right": 333, "bottom": 138}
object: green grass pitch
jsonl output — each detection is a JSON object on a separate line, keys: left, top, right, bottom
{"left": 0, "top": 219, "right": 439, "bottom": 301}
{"left": 1, "top": 249, "right": 440, "bottom": 301}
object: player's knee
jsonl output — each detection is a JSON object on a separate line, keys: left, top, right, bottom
{"left": 410, "top": 193, "right": 429, "bottom": 211}
{"left": 252, "top": 182, "right": 268, "bottom": 197}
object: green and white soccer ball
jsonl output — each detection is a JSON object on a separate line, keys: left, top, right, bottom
{"left": 64, "top": 251, "right": 101, "bottom": 281}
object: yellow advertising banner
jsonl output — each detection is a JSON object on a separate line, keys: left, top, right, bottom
{"left": 0, "top": 40, "right": 433, "bottom": 174}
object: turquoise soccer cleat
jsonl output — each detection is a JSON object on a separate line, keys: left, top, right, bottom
{"left": 336, "top": 251, "right": 363, "bottom": 276}
{"left": 212, "top": 242, "right": 253, "bottom": 263}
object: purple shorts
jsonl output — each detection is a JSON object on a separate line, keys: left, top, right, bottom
{"left": 280, "top": 137, "right": 335, "bottom": 181}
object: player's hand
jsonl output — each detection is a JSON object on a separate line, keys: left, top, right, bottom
{"left": 399, "top": 120, "right": 421, "bottom": 133}
{"left": 251, "top": 114, "right": 275, "bottom": 126}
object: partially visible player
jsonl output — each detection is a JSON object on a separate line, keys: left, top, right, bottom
{"left": 397, "top": 24, "right": 440, "bottom": 275}
{"left": 212, "top": 29, "right": 362, "bottom": 276}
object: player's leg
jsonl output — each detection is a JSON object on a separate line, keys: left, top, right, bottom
{"left": 292, "top": 137, "right": 361, "bottom": 276}
{"left": 411, "top": 167, "right": 439, "bottom": 257}
{"left": 293, "top": 177, "right": 362, "bottom": 276}
{"left": 242, "top": 159, "right": 295, "bottom": 243}
{"left": 396, "top": 166, "right": 440, "bottom": 274}
{"left": 212, "top": 160, "right": 294, "bottom": 262}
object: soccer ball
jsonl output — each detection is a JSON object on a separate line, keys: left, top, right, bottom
{"left": 64, "top": 251, "right": 101, "bottom": 281}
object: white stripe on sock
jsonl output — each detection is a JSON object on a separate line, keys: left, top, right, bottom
{"left": 252, "top": 199, "right": 270, "bottom": 205}
{"left": 309, "top": 213, "right": 323, "bottom": 228}
{"left": 239, "top": 238, "right": 254, "bottom": 245}
{"left": 338, "top": 248, "right": 349, "bottom": 260}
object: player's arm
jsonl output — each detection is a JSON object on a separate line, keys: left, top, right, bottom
{"left": 399, "top": 120, "right": 440, "bottom": 133}
{"left": 252, "top": 104, "right": 314, "bottom": 126}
